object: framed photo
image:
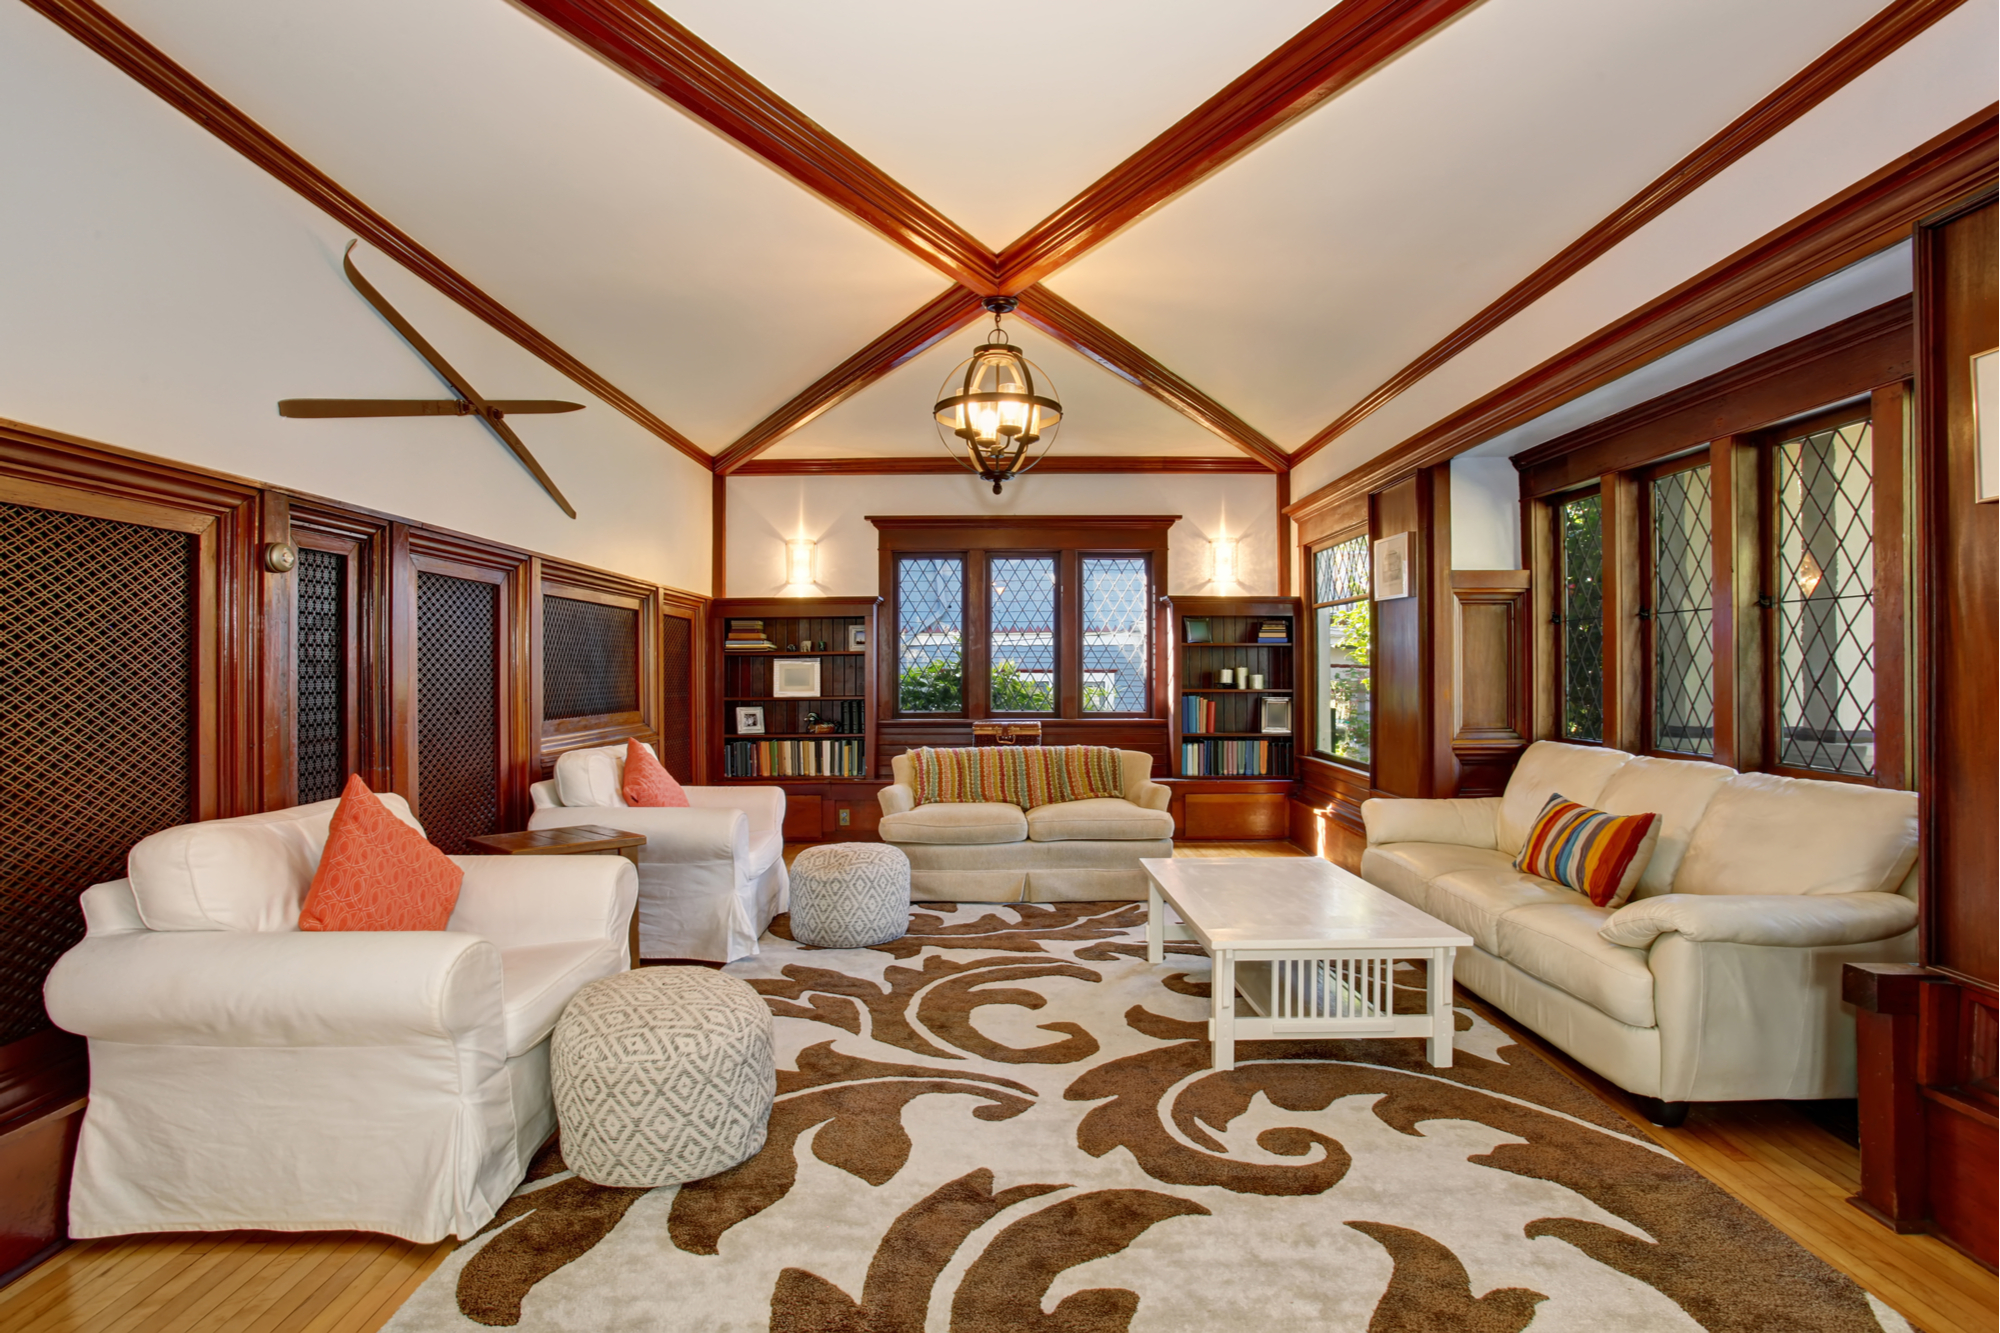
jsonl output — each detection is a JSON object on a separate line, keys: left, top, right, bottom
{"left": 772, "top": 658, "right": 822, "bottom": 698}
{"left": 847, "top": 624, "right": 867, "bottom": 651}
{"left": 1974, "top": 347, "right": 1997, "bottom": 502}
{"left": 1260, "top": 697, "right": 1293, "bottom": 735}
{"left": 1373, "top": 532, "right": 1411, "bottom": 600}
{"left": 735, "top": 706, "right": 766, "bottom": 735}
{"left": 1184, "top": 617, "right": 1212, "bottom": 644}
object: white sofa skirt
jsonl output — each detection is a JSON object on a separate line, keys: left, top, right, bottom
{"left": 898, "top": 838, "right": 1174, "bottom": 902}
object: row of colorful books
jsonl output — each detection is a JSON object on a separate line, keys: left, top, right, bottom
{"left": 725, "top": 619, "right": 775, "bottom": 652}
{"left": 1180, "top": 696, "right": 1221, "bottom": 733}
{"left": 723, "top": 738, "right": 865, "bottom": 778}
{"left": 1179, "top": 739, "right": 1289, "bottom": 777}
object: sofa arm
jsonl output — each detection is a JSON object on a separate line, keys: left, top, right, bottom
{"left": 688, "top": 785, "right": 784, "bottom": 836}
{"left": 1361, "top": 797, "right": 1501, "bottom": 848}
{"left": 447, "top": 855, "right": 636, "bottom": 951}
{"left": 529, "top": 805, "right": 748, "bottom": 865}
{"left": 878, "top": 783, "right": 915, "bottom": 816}
{"left": 44, "top": 929, "right": 504, "bottom": 1048}
{"left": 1600, "top": 892, "right": 1917, "bottom": 950}
{"left": 1132, "top": 781, "right": 1171, "bottom": 813}
{"left": 529, "top": 779, "right": 561, "bottom": 811}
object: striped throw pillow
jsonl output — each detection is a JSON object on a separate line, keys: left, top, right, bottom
{"left": 909, "top": 746, "right": 1126, "bottom": 808}
{"left": 1514, "top": 793, "right": 1661, "bottom": 908}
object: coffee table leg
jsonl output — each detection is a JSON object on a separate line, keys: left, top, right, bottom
{"left": 1146, "top": 878, "right": 1164, "bottom": 965}
{"left": 1427, "top": 947, "right": 1456, "bottom": 1066}
{"left": 1212, "top": 950, "right": 1235, "bottom": 1072}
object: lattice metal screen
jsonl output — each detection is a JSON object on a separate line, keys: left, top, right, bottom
{"left": 0, "top": 503, "right": 195, "bottom": 1045}
{"left": 418, "top": 571, "right": 499, "bottom": 855}
{"left": 297, "top": 547, "right": 347, "bottom": 804}
{"left": 660, "top": 612, "right": 694, "bottom": 781}
{"left": 897, "top": 556, "right": 964, "bottom": 712}
{"left": 543, "top": 595, "right": 638, "bottom": 719}
{"left": 1774, "top": 420, "right": 1875, "bottom": 775}
{"left": 1651, "top": 465, "right": 1714, "bottom": 756}
{"left": 1314, "top": 536, "right": 1371, "bottom": 765}
{"left": 1082, "top": 556, "right": 1148, "bottom": 713}
{"left": 1559, "top": 494, "right": 1604, "bottom": 743}
{"left": 989, "top": 555, "right": 1055, "bottom": 712}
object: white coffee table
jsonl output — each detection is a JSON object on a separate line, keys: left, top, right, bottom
{"left": 1141, "top": 857, "right": 1474, "bottom": 1071}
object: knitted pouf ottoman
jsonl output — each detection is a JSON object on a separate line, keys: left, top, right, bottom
{"left": 788, "top": 843, "right": 911, "bottom": 948}
{"left": 552, "top": 967, "right": 775, "bottom": 1188}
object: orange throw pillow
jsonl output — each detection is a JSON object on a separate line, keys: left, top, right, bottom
{"left": 300, "top": 775, "right": 462, "bottom": 931}
{"left": 623, "top": 739, "right": 690, "bottom": 807}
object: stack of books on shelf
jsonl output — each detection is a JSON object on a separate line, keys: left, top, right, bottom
{"left": 724, "top": 738, "right": 864, "bottom": 778}
{"left": 725, "top": 620, "right": 775, "bottom": 651}
{"left": 1180, "top": 738, "right": 1284, "bottom": 777}
{"left": 1255, "top": 620, "right": 1290, "bottom": 644}
{"left": 1180, "top": 696, "right": 1219, "bottom": 734}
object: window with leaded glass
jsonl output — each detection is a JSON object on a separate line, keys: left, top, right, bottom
{"left": 1556, "top": 493, "right": 1604, "bottom": 742}
{"left": 1773, "top": 417, "right": 1875, "bottom": 776}
{"left": 1082, "top": 555, "right": 1150, "bottom": 713}
{"left": 1649, "top": 462, "right": 1714, "bottom": 756}
{"left": 988, "top": 555, "right": 1055, "bottom": 712}
{"left": 896, "top": 555, "right": 964, "bottom": 713}
{"left": 1312, "top": 533, "right": 1371, "bottom": 766}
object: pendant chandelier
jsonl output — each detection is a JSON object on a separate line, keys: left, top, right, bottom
{"left": 933, "top": 296, "right": 1062, "bottom": 494}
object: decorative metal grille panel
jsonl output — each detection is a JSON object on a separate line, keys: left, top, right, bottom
{"left": 897, "top": 556, "right": 964, "bottom": 713}
{"left": 0, "top": 503, "right": 195, "bottom": 1045}
{"left": 989, "top": 556, "right": 1055, "bottom": 712}
{"left": 1315, "top": 536, "right": 1371, "bottom": 764}
{"left": 1559, "top": 494, "right": 1604, "bottom": 743}
{"left": 417, "top": 571, "right": 499, "bottom": 855}
{"left": 543, "top": 595, "right": 638, "bottom": 719}
{"left": 297, "top": 547, "right": 347, "bottom": 804}
{"left": 1314, "top": 537, "right": 1368, "bottom": 604}
{"left": 1651, "top": 465, "right": 1714, "bottom": 756}
{"left": 661, "top": 612, "right": 694, "bottom": 781}
{"left": 1775, "top": 420, "right": 1875, "bottom": 775}
{"left": 1082, "top": 556, "right": 1149, "bottom": 713}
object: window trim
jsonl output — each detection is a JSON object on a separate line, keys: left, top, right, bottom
{"left": 1306, "top": 524, "right": 1373, "bottom": 776}
{"left": 891, "top": 550, "right": 971, "bottom": 718}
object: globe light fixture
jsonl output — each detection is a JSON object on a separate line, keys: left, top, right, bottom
{"left": 934, "top": 296, "right": 1062, "bottom": 494}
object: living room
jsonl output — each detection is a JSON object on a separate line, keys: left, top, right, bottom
{"left": 0, "top": 1, "right": 1994, "bottom": 1329}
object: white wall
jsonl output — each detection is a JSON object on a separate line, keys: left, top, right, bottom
{"left": 0, "top": 4, "right": 710, "bottom": 591}
{"left": 1450, "top": 458, "right": 1522, "bottom": 570}
{"left": 726, "top": 471, "right": 1281, "bottom": 598}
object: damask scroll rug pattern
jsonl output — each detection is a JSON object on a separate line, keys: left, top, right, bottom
{"left": 386, "top": 903, "right": 1909, "bottom": 1332}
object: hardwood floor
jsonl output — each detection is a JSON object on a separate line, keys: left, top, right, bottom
{"left": 5, "top": 838, "right": 1992, "bottom": 1333}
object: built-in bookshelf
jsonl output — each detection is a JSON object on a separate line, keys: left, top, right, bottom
{"left": 1168, "top": 596, "right": 1300, "bottom": 779}
{"left": 709, "top": 599, "right": 878, "bottom": 784}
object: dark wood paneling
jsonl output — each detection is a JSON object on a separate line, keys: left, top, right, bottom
{"left": 1599, "top": 472, "right": 1645, "bottom": 753}
{"left": 1709, "top": 436, "right": 1764, "bottom": 772}
{"left": 534, "top": 563, "right": 661, "bottom": 775}
{"left": 782, "top": 794, "right": 824, "bottom": 842}
{"left": 1869, "top": 382, "right": 1913, "bottom": 791}
{"left": 1183, "top": 792, "right": 1289, "bottom": 841}
{"left": 1449, "top": 571, "right": 1532, "bottom": 793}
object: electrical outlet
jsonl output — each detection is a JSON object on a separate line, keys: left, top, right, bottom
{"left": 837, "top": 808, "right": 851, "bottom": 826}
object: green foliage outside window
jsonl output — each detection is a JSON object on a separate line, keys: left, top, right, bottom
{"left": 898, "top": 652, "right": 963, "bottom": 712}
{"left": 1325, "top": 601, "right": 1372, "bottom": 762}
{"left": 991, "top": 659, "right": 1052, "bottom": 711}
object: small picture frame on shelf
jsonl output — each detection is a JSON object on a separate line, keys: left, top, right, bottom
{"left": 772, "top": 658, "right": 822, "bottom": 697}
{"left": 847, "top": 624, "right": 867, "bottom": 651}
{"left": 1260, "top": 697, "right": 1293, "bottom": 735}
{"left": 735, "top": 705, "right": 766, "bottom": 735}
{"left": 1184, "top": 618, "right": 1211, "bottom": 644}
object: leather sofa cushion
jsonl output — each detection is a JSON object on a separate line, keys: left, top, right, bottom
{"left": 1592, "top": 755, "right": 1733, "bottom": 898}
{"left": 1026, "top": 798, "right": 1174, "bottom": 842}
{"left": 1360, "top": 844, "right": 1515, "bottom": 917}
{"left": 1495, "top": 742, "right": 1631, "bottom": 856}
{"left": 1425, "top": 868, "right": 1588, "bottom": 954}
{"left": 880, "top": 802, "right": 1027, "bottom": 846}
{"left": 1496, "top": 903, "right": 1654, "bottom": 1029}
{"left": 1673, "top": 772, "right": 1918, "bottom": 897}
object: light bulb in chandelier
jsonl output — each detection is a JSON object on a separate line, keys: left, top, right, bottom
{"left": 933, "top": 296, "right": 1062, "bottom": 494}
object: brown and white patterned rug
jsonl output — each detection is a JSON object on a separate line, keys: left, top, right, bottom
{"left": 386, "top": 902, "right": 1910, "bottom": 1332}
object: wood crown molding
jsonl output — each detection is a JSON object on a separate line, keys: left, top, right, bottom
{"left": 1289, "top": 0, "right": 1971, "bottom": 468}
{"left": 23, "top": 0, "right": 711, "bottom": 471}
{"left": 732, "top": 455, "right": 1268, "bottom": 476}
{"left": 867, "top": 514, "right": 1180, "bottom": 531}
{"left": 1287, "top": 105, "right": 1998, "bottom": 515}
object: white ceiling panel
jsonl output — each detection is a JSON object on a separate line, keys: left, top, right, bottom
{"left": 102, "top": 0, "right": 947, "bottom": 451}
{"left": 763, "top": 322, "right": 1244, "bottom": 459}
{"left": 660, "top": 0, "right": 1333, "bottom": 249}
{"left": 1048, "top": 0, "right": 1886, "bottom": 449}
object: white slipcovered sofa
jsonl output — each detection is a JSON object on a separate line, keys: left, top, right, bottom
{"left": 43, "top": 793, "right": 634, "bottom": 1243}
{"left": 1361, "top": 741, "right": 1918, "bottom": 1122}
{"left": 876, "top": 748, "right": 1174, "bottom": 901}
{"left": 529, "top": 743, "right": 786, "bottom": 962}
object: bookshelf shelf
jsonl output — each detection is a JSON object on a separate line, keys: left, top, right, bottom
{"left": 1170, "top": 596, "right": 1301, "bottom": 780}
{"left": 711, "top": 600, "right": 878, "bottom": 785}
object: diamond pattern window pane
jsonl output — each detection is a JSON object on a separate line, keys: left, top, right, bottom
{"left": 1775, "top": 420, "right": 1875, "bottom": 775}
{"left": 989, "top": 556, "right": 1055, "bottom": 712}
{"left": 1082, "top": 556, "right": 1148, "bottom": 713}
{"left": 1559, "top": 494, "right": 1604, "bottom": 743}
{"left": 1313, "top": 535, "right": 1371, "bottom": 763}
{"left": 297, "top": 547, "right": 347, "bottom": 804}
{"left": 1651, "top": 465, "right": 1714, "bottom": 756}
{"left": 1314, "top": 537, "right": 1369, "bottom": 605}
{"left": 897, "top": 556, "right": 964, "bottom": 712}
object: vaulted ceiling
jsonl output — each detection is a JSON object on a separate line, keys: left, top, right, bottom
{"left": 35, "top": 0, "right": 1989, "bottom": 484}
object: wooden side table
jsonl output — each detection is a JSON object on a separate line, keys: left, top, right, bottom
{"left": 467, "top": 826, "right": 646, "bottom": 967}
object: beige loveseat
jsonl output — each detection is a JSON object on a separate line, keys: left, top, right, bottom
{"left": 1362, "top": 741, "right": 1918, "bottom": 1123}
{"left": 876, "top": 748, "right": 1174, "bottom": 901}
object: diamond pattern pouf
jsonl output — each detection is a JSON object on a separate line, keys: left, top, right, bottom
{"left": 552, "top": 967, "right": 775, "bottom": 1188}
{"left": 789, "top": 843, "right": 910, "bottom": 948}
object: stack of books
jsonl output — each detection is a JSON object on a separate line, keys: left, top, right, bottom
{"left": 1180, "top": 696, "right": 1219, "bottom": 734}
{"left": 725, "top": 619, "right": 774, "bottom": 652}
{"left": 1256, "top": 620, "right": 1290, "bottom": 644}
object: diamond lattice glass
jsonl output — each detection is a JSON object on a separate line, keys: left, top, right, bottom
{"left": 989, "top": 556, "right": 1055, "bottom": 712}
{"left": 1559, "top": 494, "right": 1604, "bottom": 743}
{"left": 1313, "top": 536, "right": 1371, "bottom": 764}
{"left": 1082, "top": 556, "right": 1149, "bottom": 713}
{"left": 897, "top": 556, "right": 964, "bottom": 712}
{"left": 1651, "top": 464, "right": 1714, "bottom": 756}
{"left": 1775, "top": 420, "right": 1875, "bottom": 775}
{"left": 1315, "top": 537, "right": 1369, "bottom": 605}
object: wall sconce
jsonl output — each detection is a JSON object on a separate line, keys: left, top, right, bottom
{"left": 1211, "top": 536, "right": 1238, "bottom": 587}
{"left": 786, "top": 537, "right": 816, "bottom": 587}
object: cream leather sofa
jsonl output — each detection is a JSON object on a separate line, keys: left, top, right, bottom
{"left": 876, "top": 748, "right": 1174, "bottom": 901}
{"left": 1361, "top": 741, "right": 1918, "bottom": 1123}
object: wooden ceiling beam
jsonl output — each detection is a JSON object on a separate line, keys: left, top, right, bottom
{"left": 1289, "top": 0, "right": 1969, "bottom": 468}
{"left": 713, "top": 286, "right": 987, "bottom": 474}
{"left": 732, "top": 455, "right": 1269, "bottom": 476}
{"left": 24, "top": 0, "right": 712, "bottom": 469}
{"left": 1013, "top": 286, "right": 1290, "bottom": 472}
{"left": 994, "top": 0, "right": 1485, "bottom": 292}
{"left": 512, "top": 0, "right": 999, "bottom": 293}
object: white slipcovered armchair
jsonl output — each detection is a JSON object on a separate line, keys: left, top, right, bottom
{"left": 43, "top": 793, "right": 635, "bottom": 1243}
{"left": 529, "top": 743, "right": 787, "bottom": 962}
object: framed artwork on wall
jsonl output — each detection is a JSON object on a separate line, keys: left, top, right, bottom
{"left": 1974, "top": 347, "right": 1997, "bottom": 502}
{"left": 1260, "top": 697, "right": 1293, "bottom": 734}
{"left": 847, "top": 624, "right": 867, "bottom": 650}
{"left": 1184, "top": 618, "right": 1212, "bottom": 643}
{"left": 772, "top": 659, "right": 822, "bottom": 697}
{"left": 1373, "top": 532, "right": 1411, "bottom": 600}
{"left": 735, "top": 706, "right": 765, "bottom": 735}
